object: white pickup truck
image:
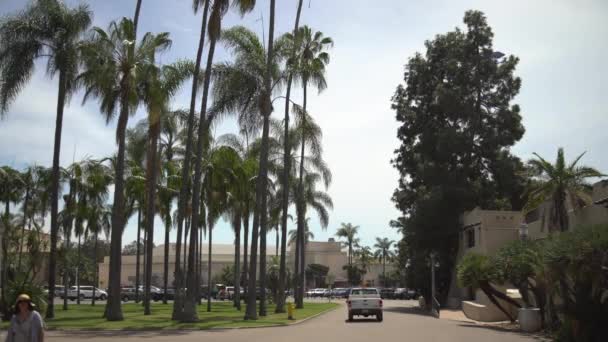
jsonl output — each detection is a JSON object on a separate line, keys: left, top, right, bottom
{"left": 346, "top": 288, "right": 383, "bottom": 322}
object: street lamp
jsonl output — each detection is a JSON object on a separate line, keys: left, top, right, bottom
{"left": 519, "top": 222, "right": 529, "bottom": 240}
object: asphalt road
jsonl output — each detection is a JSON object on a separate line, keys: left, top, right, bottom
{"left": 30, "top": 300, "right": 543, "bottom": 342}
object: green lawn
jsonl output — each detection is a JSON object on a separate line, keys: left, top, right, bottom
{"left": 1, "top": 302, "right": 339, "bottom": 330}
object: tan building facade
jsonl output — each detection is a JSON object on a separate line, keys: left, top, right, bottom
{"left": 98, "top": 238, "right": 356, "bottom": 290}
{"left": 449, "top": 181, "right": 608, "bottom": 321}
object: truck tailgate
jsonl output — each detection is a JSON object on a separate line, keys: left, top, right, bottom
{"left": 350, "top": 297, "right": 381, "bottom": 310}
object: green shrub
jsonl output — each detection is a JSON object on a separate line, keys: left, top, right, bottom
{"left": 543, "top": 224, "right": 608, "bottom": 342}
{"left": 5, "top": 273, "right": 47, "bottom": 317}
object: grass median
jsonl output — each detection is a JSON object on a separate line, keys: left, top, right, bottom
{"left": 1, "top": 301, "right": 339, "bottom": 330}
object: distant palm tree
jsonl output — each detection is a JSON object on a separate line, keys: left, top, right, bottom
{"left": 139, "top": 61, "right": 195, "bottom": 315}
{"left": 292, "top": 26, "right": 333, "bottom": 308}
{"left": 79, "top": 17, "right": 171, "bottom": 321}
{"left": 288, "top": 219, "right": 314, "bottom": 246}
{"left": 0, "top": 0, "right": 92, "bottom": 319}
{"left": 276, "top": 0, "right": 305, "bottom": 314}
{"left": 336, "top": 223, "right": 360, "bottom": 266}
{"left": 373, "top": 237, "right": 396, "bottom": 286}
{"left": 524, "top": 148, "right": 604, "bottom": 232}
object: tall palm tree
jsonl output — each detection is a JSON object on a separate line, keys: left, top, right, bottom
{"left": 291, "top": 105, "right": 332, "bottom": 307}
{"left": 276, "top": 0, "right": 305, "bottom": 314}
{"left": 373, "top": 237, "right": 396, "bottom": 286}
{"left": 172, "top": 0, "right": 210, "bottom": 321}
{"left": 180, "top": 0, "right": 256, "bottom": 323}
{"left": 336, "top": 223, "right": 360, "bottom": 267}
{"left": 524, "top": 148, "right": 604, "bottom": 232}
{"left": 292, "top": 26, "right": 333, "bottom": 308}
{"left": 158, "top": 110, "right": 182, "bottom": 304}
{"left": 0, "top": 0, "right": 92, "bottom": 319}
{"left": 139, "top": 61, "right": 195, "bottom": 315}
{"left": 79, "top": 18, "right": 171, "bottom": 321}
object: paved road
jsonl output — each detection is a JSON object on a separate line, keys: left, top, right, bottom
{"left": 37, "top": 300, "right": 542, "bottom": 342}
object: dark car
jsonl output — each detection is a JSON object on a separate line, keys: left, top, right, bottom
{"left": 120, "top": 287, "right": 137, "bottom": 302}
{"left": 380, "top": 288, "right": 396, "bottom": 299}
{"left": 405, "top": 289, "right": 419, "bottom": 300}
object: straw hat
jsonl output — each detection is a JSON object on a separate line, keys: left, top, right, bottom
{"left": 15, "top": 294, "right": 32, "bottom": 305}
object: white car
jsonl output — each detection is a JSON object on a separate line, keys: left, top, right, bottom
{"left": 66, "top": 286, "right": 107, "bottom": 300}
{"left": 346, "top": 288, "right": 383, "bottom": 322}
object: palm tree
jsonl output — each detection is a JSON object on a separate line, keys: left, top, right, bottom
{"left": 336, "top": 223, "right": 360, "bottom": 267}
{"left": 216, "top": 133, "right": 258, "bottom": 301}
{"left": 0, "top": 166, "right": 23, "bottom": 316}
{"left": 524, "top": 148, "right": 604, "bottom": 232}
{"left": 180, "top": 0, "right": 256, "bottom": 323}
{"left": 158, "top": 110, "right": 182, "bottom": 304}
{"left": 292, "top": 26, "right": 333, "bottom": 308}
{"left": 288, "top": 219, "right": 314, "bottom": 246}
{"left": 172, "top": 0, "right": 211, "bottom": 321}
{"left": 139, "top": 62, "right": 195, "bottom": 315}
{"left": 276, "top": 0, "right": 305, "bottom": 314}
{"left": 355, "top": 245, "right": 373, "bottom": 272}
{"left": 0, "top": 0, "right": 92, "bottom": 319}
{"left": 79, "top": 18, "right": 171, "bottom": 321}
{"left": 373, "top": 237, "right": 396, "bottom": 287}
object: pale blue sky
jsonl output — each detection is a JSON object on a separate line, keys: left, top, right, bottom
{"left": 0, "top": 0, "right": 606, "bottom": 249}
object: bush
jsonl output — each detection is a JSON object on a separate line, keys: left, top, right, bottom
{"left": 4, "top": 273, "right": 47, "bottom": 318}
{"left": 543, "top": 224, "right": 608, "bottom": 341}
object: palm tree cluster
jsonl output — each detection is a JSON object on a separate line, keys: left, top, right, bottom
{"left": 0, "top": 0, "right": 335, "bottom": 322}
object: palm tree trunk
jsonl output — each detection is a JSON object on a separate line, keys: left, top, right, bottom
{"left": 183, "top": 26, "right": 217, "bottom": 322}
{"left": 132, "top": 0, "right": 142, "bottom": 36}
{"left": 183, "top": 217, "right": 188, "bottom": 276}
{"left": 77, "top": 234, "right": 81, "bottom": 305}
{"left": 104, "top": 84, "right": 130, "bottom": 321}
{"left": 92, "top": 232, "right": 98, "bottom": 306}
{"left": 242, "top": 208, "right": 249, "bottom": 294}
{"left": 206, "top": 225, "right": 213, "bottom": 312}
{"left": 135, "top": 208, "right": 141, "bottom": 303}
{"left": 277, "top": 0, "right": 304, "bottom": 315}
{"left": 63, "top": 233, "right": 70, "bottom": 311}
{"left": 46, "top": 70, "right": 67, "bottom": 319}
{"left": 294, "top": 223, "right": 301, "bottom": 303}
{"left": 275, "top": 228, "right": 279, "bottom": 257}
{"left": 163, "top": 219, "right": 170, "bottom": 304}
{"left": 255, "top": 0, "right": 275, "bottom": 316}
{"left": 144, "top": 121, "right": 160, "bottom": 315}
{"left": 234, "top": 215, "right": 241, "bottom": 310}
{"left": 18, "top": 187, "right": 29, "bottom": 269}
{"left": 198, "top": 224, "right": 203, "bottom": 306}
{"left": 172, "top": 0, "right": 209, "bottom": 321}
{"left": 295, "top": 79, "right": 308, "bottom": 309}
{"left": 1, "top": 200, "right": 10, "bottom": 320}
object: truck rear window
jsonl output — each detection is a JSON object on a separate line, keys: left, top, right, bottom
{"left": 350, "top": 289, "right": 378, "bottom": 295}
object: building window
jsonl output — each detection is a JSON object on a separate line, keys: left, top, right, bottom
{"left": 466, "top": 229, "right": 475, "bottom": 248}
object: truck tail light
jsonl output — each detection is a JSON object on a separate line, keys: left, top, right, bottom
{"left": 379, "top": 299, "right": 383, "bottom": 308}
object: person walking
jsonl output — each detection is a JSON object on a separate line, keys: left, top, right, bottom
{"left": 5, "top": 294, "right": 45, "bottom": 342}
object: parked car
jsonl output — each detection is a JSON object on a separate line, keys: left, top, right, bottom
{"left": 120, "top": 287, "right": 137, "bottom": 302}
{"left": 405, "top": 288, "right": 419, "bottom": 300}
{"left": 333, "top": 288, "right": 350, "bottom": 298}
{"left": 66, "top": 286, "right": 108, "bottom": 301}
{"left": 380, "top": 288, "right": 396, "bottom": 299}
{"left": 346, "top": 287, "right": 383, "bottom": 322}
{"left": 393, "top": 288, "right": 407, "bottom": 299}
{"left": 218, "top": 286, "right": 235, "bottom": 300}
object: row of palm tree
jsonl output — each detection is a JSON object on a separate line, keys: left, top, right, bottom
{"left": 0, "top": 0, "right": 336, "bottom": 322}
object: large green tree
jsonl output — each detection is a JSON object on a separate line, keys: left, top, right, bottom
{"left": 391, "top": 10, "right": 526, "bottom": 303}
{"left": 0, "top": 0, "right": 92, "bottom": 319}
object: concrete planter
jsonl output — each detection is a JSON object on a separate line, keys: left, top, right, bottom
{"left": 518, "top": 308, "right": 541, "bottom": 332}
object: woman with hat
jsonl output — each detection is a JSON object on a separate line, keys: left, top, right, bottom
{"left": 5, "top": 294, "right": 45, "bottom": 342}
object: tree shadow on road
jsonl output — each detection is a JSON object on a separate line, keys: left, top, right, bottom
{"left": 455, "top": 323, "right": 551, "bottom": 341}
{"left": 382, "top": 305, "right": 434, "bottom": 318}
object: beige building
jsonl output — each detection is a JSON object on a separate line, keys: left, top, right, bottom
{"left": 448, "top": 180, "right": 608, "bottom": 322}
{"left": 98, "top": 238, "right": 378, "bottom": 289}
